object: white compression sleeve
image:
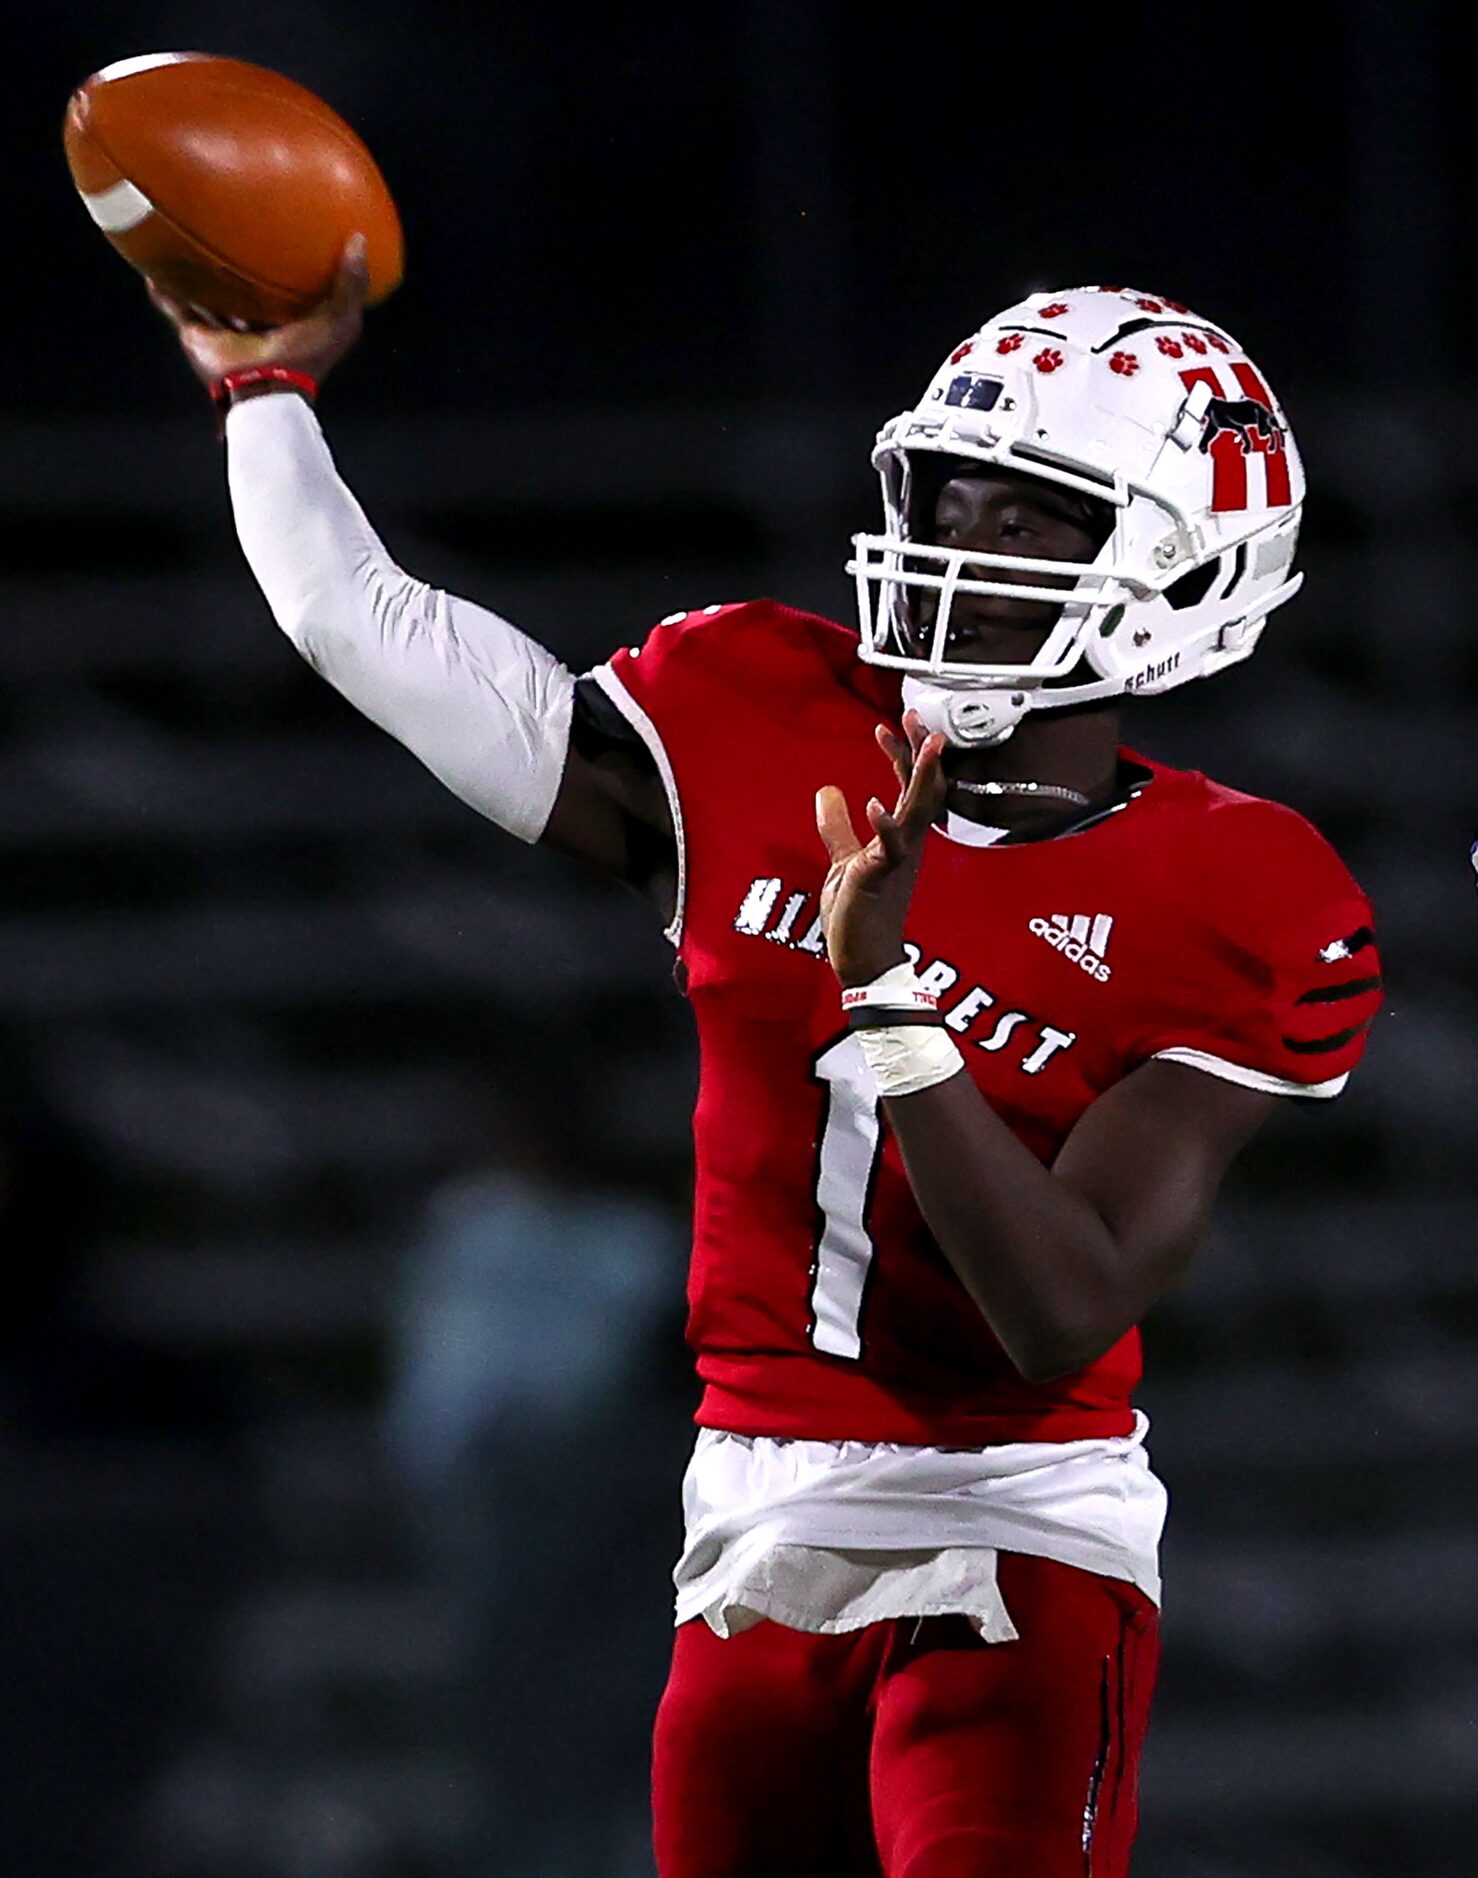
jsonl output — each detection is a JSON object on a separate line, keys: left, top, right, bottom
{"left": 224, "top": 393, "right": 575, "bottom": 843}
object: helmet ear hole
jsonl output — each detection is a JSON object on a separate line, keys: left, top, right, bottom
{"left": 1165, "top": 560, "right": 1221, "bottom": 611}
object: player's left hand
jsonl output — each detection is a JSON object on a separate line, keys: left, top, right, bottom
{"left": 815, "top": 710, "right": 947, "bottom": 988}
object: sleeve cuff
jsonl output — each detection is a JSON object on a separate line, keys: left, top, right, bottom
{"left": 1151, "top": 1046, "right": 1349, "bottom": 1100}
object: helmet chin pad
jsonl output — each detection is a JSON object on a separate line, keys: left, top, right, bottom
{"left": 900, "top": 675, "right": 1031, "bottom": 748}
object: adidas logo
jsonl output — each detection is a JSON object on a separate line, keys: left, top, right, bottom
{"left": 1028, "top": 913, "right": 1114, "bottom": 983}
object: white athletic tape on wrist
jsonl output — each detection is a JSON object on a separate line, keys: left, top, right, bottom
{"left": 843, "top": 962, "right": 963, "bottom": 1095}
{"left": 855, "top": 1023, "right": 965, "bottom": 1098}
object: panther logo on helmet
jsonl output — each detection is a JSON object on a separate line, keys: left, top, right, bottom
{"left": 1201, "top": 396, "right": 1282, "bottom": 455}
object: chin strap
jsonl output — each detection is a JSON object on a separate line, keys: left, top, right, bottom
{"left": 900, "top": 675, "right": 1032, "bottom": 748}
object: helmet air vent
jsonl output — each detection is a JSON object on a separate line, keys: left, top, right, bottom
{"left": 1165, "top": 561, "right": 1221, "bottom": 611}
{"left": 1217, "top": 542, "right": 1248, "bottom": 600}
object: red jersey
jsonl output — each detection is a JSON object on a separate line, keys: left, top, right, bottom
{"left": 591, "top": 601, "right": 1380, "bottom": 1447}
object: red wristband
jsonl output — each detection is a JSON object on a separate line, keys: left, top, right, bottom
{"left": 210, "top": 365, "right": 319, "bottom": 421}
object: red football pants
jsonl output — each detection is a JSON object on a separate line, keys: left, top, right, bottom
{"left": 651, "top": 1551, "right": 1159, "bottom": 1878}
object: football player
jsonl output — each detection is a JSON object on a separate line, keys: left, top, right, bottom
{"left": 149, "top": 255, "right": 1381, "bottom": 1877}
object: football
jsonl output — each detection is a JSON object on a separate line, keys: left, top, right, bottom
{"left": 63, "top": 52, "right": 403, "bottom": 326}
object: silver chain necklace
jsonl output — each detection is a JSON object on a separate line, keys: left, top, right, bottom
{"left": 950, "top": 777, "right": 1093, "bottom": 809}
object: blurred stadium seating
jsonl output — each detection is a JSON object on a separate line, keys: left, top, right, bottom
{"left": 1, "top": 379, "right": 1474, "bottom": 1877}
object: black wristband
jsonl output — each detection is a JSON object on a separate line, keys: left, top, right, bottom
{"left": 845, "top": 1007, "right": 947, "bottom": 1033}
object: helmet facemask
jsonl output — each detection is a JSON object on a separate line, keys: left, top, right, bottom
{"left": 882, "top": 448, "right": 1120, "bottom": 685}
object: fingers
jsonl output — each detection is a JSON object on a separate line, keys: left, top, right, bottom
{"left": 877, "top": 711, "right": 937, "bottom": 776}
{"left": 815, "top": 784, "right": 866, "bottom": 864}
{"left": 875, "top": 723, "right": 910, "bottom": 790}
{"left": 334, "top": 232, "right": 371, "bottom": 307}
{"left": 865, "top": 798, "right": 910, "bottom": 869}
{"left": 146, "top": 280, "right": 190, "bottom": 327}
{"left": 895, "top": 731, "right": 948, "bottom": 835}
{"left": 874, "top": 716, "right": 945, "bottom": 842}
{"left": 818, "top": 784, "right": 912, "bottom": 879}
{"left": 146, "top": 280, "right": 232, "bottom": 332}
{"left": 822, "top": 719, "right": 946, "bottom": 882}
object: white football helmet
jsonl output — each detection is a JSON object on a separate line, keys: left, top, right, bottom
{"left": 848, "top": 285, "right": 1305, "bottom": 746}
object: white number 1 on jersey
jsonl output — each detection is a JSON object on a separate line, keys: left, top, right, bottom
{"left": 808, "top": 1034, "right": 885, "bottom": 1360}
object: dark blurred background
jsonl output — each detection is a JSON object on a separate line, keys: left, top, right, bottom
{"left": 3, "top": 3, "right": 1474, "bottom": 1874}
